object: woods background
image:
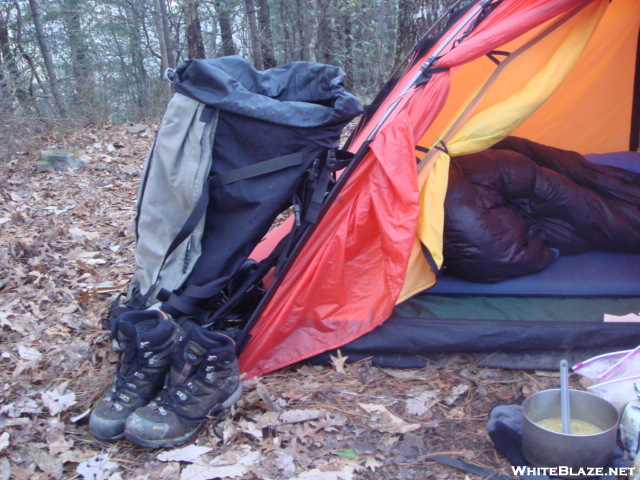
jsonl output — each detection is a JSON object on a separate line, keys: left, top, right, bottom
{"left": 0, "top": 0, "right": 452, "bottom": 130}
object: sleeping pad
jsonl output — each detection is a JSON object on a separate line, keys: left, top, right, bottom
{"left": 443, "top": 136, "right": 640, "bottom": 283}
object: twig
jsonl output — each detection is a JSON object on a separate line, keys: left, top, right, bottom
{"left": 0, "top": 269, "right": 11, "bottom": 290}
{"left": 92, "top": 166, "right": 127, "bottom": 182}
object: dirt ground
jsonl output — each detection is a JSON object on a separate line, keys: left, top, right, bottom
{"left": 0, "top": 123, "right": 605, "bottom": 479}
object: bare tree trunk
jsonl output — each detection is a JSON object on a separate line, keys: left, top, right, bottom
{"left": 152, "top": 0, "right": 169, "bottom": 72}
{"left": 158, "top": 0, "right": 176, "bottom": 68}
{"left": 342, "top": 10, "right": 354, "bottom": 91}
{"left": 256, "top": 0, "right": 276, "bottom": 68}
{"left": 28, "top": 0, "right": 68, "bottom": 118}
{"left": 186, "top": 0, "right": 206, "bottom": 59}
{"left": 278, "top": 0, "right": 293, "bottom": 62}
{"left": 20, "top": 48, "right": 54, "bottom": 114}
{"left": 215, "top": 1, "right": 237, "bottom": 56}
{"left": 62, "top": 0, "right": 91, "bottom": 112}
{"left": 294, "top": 0, "right": 309, "bottom": 61}
{"left": 151, "top": 0, "right": 172, "bottom": 99}
{"left": 0, "top": 7, "right": 18, "bottom": 104}
{"left": 316, "top": 0, "right": 333, "bottom": 64}
{"left": 396, "top": 0, "right": 448, "bottom": 65}
{"left": 244, "top": 0, "right": 263, "bottom": 69}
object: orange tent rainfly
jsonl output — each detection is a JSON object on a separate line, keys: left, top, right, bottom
{"left": 238, "top": 0, "right": 640, "bottom": 378}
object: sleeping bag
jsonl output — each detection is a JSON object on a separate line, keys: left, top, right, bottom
{"left": 443, "top": 137, "right": 640, "bottom": 283}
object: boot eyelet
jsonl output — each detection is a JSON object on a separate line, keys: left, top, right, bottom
{"left": 207, "top": 355, "right": 217, "bottom": 362}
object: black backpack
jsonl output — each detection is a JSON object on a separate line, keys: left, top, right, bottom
{"left": 112, "top": 56, "right": 362, "bottom": 334}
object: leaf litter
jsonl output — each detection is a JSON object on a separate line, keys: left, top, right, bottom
{"left": 0, "top": 124, "right": 567, "bottom": 479}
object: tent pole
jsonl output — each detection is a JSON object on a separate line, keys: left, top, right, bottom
{"left": 630, "top": 26, "right": 640, "bottom": 151}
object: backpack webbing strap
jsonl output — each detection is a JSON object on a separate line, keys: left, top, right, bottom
{"left": 304, "top": 149, "right": 354, "bottom": 224}
{"left": 212, "top": 152, "right": 306, "bottom": 186}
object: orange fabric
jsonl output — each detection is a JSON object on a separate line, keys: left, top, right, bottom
{"left": 514, "top": 0, "right": 640, "bottom": 153}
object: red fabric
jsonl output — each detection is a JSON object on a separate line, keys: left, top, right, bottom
{"left": 239, "top": 112, "right": 419, "bottom": 377}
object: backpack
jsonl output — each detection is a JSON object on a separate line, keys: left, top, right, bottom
{"left": 113, "top": 56, "right": 363, "bottom": 335}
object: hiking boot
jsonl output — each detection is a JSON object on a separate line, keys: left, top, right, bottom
{"left": 89, "top": 309, "right": 183, "bottom": 442}
{"left": 124, "top": 326, "right": 242, "bottom": 448}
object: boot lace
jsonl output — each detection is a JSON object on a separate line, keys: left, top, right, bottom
{"left": 108, "top": 339, "right": 171, "bottom": 409}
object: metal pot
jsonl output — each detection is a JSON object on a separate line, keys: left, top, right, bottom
{"left": 522, "top": 389, "right": 619, "bottom": 478}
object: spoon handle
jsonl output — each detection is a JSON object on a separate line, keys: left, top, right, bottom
{"left": 560, "top": 359, "right": 571, "bottom": 434}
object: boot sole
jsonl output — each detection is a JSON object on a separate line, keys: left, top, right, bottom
{"left": 125, "top": 385, "right": 244, "bottom": 448}
{"left": 89, "top": 430, "right": 125, "bottom": 443}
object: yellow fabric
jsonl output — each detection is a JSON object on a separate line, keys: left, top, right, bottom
{"left": 398, "top": 0, "right": 611, "bottom": 302}
{"left": 398, "top": 150, "right": 443, "bottom": 302}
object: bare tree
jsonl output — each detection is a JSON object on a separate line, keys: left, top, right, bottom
{"left": 257, "top": 0, "right": 276, "bottom": 68}
{"left": 214, "top": 1, "right": 237, "bottom": 56}
{"left": 244, "top": 0, "right": 263, "bottom": 69}
{"left": 316, "top": 0, "right": 333, "bottom": 64}
{"left": 158, "top": 0, "right": 176, "bottom": 67}
{"left": 395, "top": 0, "right": 449, "bottom": 65}
{"left": 28, "top": 0, "right": 68, "bottom": 118}
{"left": 186, "top": 0, "right": 206, "bottom": 59}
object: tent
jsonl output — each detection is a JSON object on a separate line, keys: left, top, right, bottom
{"left": 237, "top": 0, "right": 640, "bottom": 379}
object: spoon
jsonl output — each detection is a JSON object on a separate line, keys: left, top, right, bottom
{"left": 560, "top": 359, "right": 571, "bottom": 434}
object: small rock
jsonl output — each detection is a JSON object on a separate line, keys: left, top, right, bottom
{"left": 126, "top": 124, "right": 146, "bottom": 134}
{"left": 36, "top": 149, "right": 85, "bottom": 172}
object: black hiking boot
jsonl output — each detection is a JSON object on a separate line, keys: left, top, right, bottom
{"left": 124, "top": 326, "right": 242, "bottom": 448}
{"left": 89, "top": 310, "right": 183, "bottom": 442}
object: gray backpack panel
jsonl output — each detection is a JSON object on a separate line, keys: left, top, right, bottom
{"left": 129, "top": 94, "right": 217, "bottom": 303}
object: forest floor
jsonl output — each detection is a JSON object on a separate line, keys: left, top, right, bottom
{"left": 0, "top": 122, "right": 583, "bottom": 479}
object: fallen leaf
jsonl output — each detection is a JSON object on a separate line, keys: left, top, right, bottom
{"left": 329, "top": 350, "right": 348, "bottom": 373}
{"left": 41, "top": 381, "right": 77, "bottom": 415}
{"left": 358, "top": 403, "right": 421, "bottom": 434}
{"left": 406, "top": 389, "right": 440, "bottom": 417}
{"left": 382, "top": 368, "right": 431, "bottom": 381}
{"left": 364, "top": 456, "right": 383, "bottom": 472}
{"left": 69, "top": 227, "right": 101, "bottom": 240}
{"left": 156, "top": 445, "right": 212, "bottom": 464}
{"left": 295, "top": 465, "right": 355, "bottom": 480}
{"left": 0, "top": 397, "right": 42, "bottom": 418}
{"left": 333, "top": 449, "right": 357, "bottom": 459}
{"left": 76, "top": 453, "right": 119, "bottom": 480}
{"left": 0, "top": 432, "right": 9, "bottom": 452}
{"left": 180, "top": 446, "right": 262, "bottom": 480}
{"left": 18, "top": 345, "right": 42, "bottom": 362}
{"left": 444, "top": 384, "right": 469, "bottom": 405}
{"left": 272, "top": 451, "right": 296, "bottom": 477}
{"left": 279, "top": 409, "right": 326, "bottom": 424}
{"left": 256, "top": 381, "right": 282, "bottom": 412}
{"left": 0, "top": 457, "right": 10, "bottom": 480}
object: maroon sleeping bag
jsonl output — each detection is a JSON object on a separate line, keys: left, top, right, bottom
{"left": 443, "top": 136, "right": 640, "bottom": 283}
